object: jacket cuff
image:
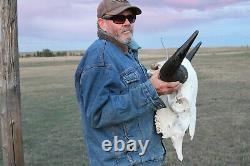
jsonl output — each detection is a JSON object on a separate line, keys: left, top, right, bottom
{"left": 141, "top": 80, "right": 166, "bottom": 110}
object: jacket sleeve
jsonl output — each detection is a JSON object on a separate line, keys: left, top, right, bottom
{"left": 78, "top": 66, "right": 165, "bottom": 129}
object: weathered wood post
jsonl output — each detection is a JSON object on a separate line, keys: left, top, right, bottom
{"left": 0, "top": 0, "right": 25, "bottom": 165}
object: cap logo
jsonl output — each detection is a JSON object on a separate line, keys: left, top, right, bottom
{"left": 112, "top": 0, "right": 128, "bottom": 3}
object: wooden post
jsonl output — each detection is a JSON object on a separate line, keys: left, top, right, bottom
{"left": 0, "top": 0, "right": 25, "bottom": 165}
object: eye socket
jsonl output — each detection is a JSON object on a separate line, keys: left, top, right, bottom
{"left": 150, "top": 64, "right": 159, "bottom": 70}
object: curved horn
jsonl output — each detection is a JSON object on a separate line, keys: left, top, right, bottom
{"left": 186, "top": 41, "right": 202, "bottom": 61}
{"left": 159, "top": 30, "right": 199, "bottom": 83}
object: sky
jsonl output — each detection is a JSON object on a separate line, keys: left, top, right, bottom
{"left": 18, "top": 0, "right": 250, "bottom": 52}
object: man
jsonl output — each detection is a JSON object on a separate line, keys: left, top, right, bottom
{"left": 75, "top": 0, "right": 181, "bottom": 165}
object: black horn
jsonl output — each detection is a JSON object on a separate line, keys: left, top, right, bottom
{"left": 186, "top": 42, "right": 202, "bottom": 61}
{"left": 159, "top": 30, "right": 199, "bottom": 83}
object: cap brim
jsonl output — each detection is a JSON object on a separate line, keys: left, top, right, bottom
{"left": 106, "top": 5, "right": 142, "bottom": 16}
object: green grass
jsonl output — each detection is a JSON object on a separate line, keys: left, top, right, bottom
{"left": 0, "top": 61, "right": 88, "bottom": 166}
{"left": 21, "top": 64, "right": 88, "bottom": 166}
{"left": 239, "top": 52, "right": 250, "bottom": 58}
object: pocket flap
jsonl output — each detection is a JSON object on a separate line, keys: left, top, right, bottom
{"left": 121, "top": 67, "right": 140, "bottom": 84}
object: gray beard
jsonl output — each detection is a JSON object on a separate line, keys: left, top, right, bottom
{"left": 111, "top": 31, "right": 133, "bottom": 44}
{"left": 115, "top": 35, "right": 132, "bottom": 44}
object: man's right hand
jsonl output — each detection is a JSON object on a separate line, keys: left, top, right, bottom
{"left": 149, "top": 70, "right": 182, "bottom": 95}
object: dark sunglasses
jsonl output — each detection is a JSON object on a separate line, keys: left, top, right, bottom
{"left": 103, "top": 15, "right": 136, "bottom": 24}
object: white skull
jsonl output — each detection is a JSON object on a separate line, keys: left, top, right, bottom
{"left": 152, "top": 58, "right": 198, "bottom": 161}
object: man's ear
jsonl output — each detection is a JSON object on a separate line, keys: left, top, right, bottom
{"left": 98, "top": 18, "right": 107, "bottom": 32}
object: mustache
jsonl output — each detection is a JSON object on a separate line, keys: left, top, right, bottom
{"left": 122, "top": 27, "right": 133, "bottom": 33}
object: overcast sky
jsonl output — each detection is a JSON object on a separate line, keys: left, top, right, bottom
{"left": 18, "top": 0, "right": 250, "bottom": 52}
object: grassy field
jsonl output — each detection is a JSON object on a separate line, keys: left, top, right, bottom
{"left": 0, "top": 47, "right": 250, "bottom": 165}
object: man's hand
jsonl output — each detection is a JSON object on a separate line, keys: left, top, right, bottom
{"left": 150, "top": 70, "right": 182, "bottom": 95}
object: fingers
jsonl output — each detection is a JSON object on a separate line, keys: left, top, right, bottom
{"left": 164, "top": 81, "right": 181, "bottom": 88}
{"left": 158, "top": 82, "right": 182, "bottom": 95}
{"left": 149, "top": 70, "right": 182, "bottom": 95}
{"left": 168, "top": 83, "right": 182, "bottom": 94}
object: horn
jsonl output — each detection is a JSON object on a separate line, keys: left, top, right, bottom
{"left": 186, "top": 42, "right": 202, "bottom": 61}
{"left": 159, "top": 30, "right": 199, "bottom": 83}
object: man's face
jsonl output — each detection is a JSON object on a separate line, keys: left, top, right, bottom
{"left": 100, "top": 10, "right": 134, "bottom": 44}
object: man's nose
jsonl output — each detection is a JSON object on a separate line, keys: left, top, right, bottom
{"left": 123, "top": 18, "right": 131, "bottom": 25}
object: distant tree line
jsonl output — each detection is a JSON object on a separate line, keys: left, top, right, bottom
{"left": 35, "top": 49, "right": 66, "bottom": 57}
{"left": 20, "top": 49, "right": 83, "bottom": 58}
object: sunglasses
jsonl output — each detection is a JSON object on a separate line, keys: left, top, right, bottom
{"left": 103, "top": 15, "right": 136, "bottom": 24}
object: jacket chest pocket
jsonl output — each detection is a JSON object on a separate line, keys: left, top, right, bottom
{"left": 120, "top": 67, "right": 141, "bottom": 89}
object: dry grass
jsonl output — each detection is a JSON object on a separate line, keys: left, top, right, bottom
{"left": 0, "top": 47, "right": 250, "bottom": 165}
{"left": 139, "top": 48, "right": 250, "bottom": 165}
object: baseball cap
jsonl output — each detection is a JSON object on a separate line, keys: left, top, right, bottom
{"left": 97, "top": 0, "right": 142, "bottom": 18}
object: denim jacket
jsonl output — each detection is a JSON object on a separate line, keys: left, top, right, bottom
{"left": 75, "top": 32, "right": 166, "bottom": 166}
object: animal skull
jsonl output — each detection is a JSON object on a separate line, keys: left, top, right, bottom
{"left": 149, "top": 31, "right": 201, "bottom": 161}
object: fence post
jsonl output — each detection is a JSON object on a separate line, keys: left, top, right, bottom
{"left": 0, "top": 0, "right": 25, "bottom": 165}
